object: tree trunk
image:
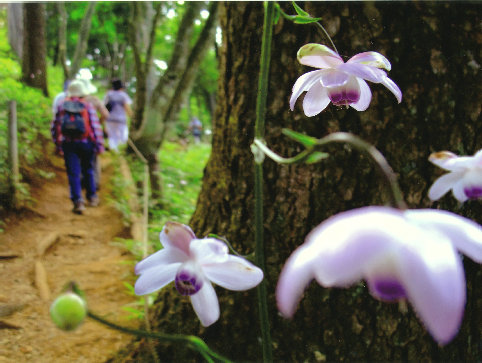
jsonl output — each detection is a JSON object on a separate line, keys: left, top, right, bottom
{"left": 68, "top": 2, "right": 96, "bottom": 79}
{"left": 56, "top": 2, "right": 68, "bottom": 80}
{"left": 131, "top": 2, "right": 219, "bottom": 200}
{"left": 21, "top": 3, "right": 48, "bottom": 97}
{"left": 7, "top": 3, "right": 23, "bottom": 59}
{"left": 118, "top": 2, "right": 481, "bottom": 361}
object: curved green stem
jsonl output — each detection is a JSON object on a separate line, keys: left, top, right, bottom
{"left": 255, "top": 132, "right": 407, "bottom": 210}
{"left": 87, "top": 311, "right": 231, "bottom": 363}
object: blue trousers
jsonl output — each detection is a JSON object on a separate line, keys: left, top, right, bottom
{"left": 62, "top": 141, "right": 97, "bottom": 203}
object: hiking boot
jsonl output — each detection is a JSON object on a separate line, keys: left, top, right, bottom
{"left": 87, "top": 196, "right": 99, "bottom": 207}
{"left": 73, "top": 200, "right": 85, "bottom": 214}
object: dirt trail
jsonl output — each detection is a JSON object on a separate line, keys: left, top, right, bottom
{"left": 0, "top": 155, "right": 138, "bottom": 363}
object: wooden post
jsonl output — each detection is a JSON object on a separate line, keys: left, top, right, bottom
{"left": 7, "top": 100, "right": 19, "bottom": 208}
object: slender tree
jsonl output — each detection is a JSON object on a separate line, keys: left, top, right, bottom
{"left": 115, "top": 2, "right": 481, "bottom": 361}
{"left": 7, "top": 3, "right": 23, "bottom": 59}
{"left": 130, "top": 2, "right": 219, "bottom": 199}
{"left": 21, "top": 3, "right": 48, "bottom": 96}
{"left": 56, "top": 2, "right": 68, "bottom": 79}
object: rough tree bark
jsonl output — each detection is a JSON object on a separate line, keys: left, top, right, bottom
{"left": 21, "top": 3, "right": 48, "bottom": 97}
{"left": 116, "top": 2, "right": 481, "bottom": 362}
{"left": 130, "top": 2, "right": 219, "bottom": 200}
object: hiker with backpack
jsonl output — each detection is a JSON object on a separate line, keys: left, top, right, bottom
{"left": 51, "top": 79, "right": 105, "bottom": 214}
{"left": 103, "top": 79, "right": 132, "bottom": 152}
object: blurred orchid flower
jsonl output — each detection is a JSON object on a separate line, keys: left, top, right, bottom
{"left": 135, "top": 221, "right": 263, "bottom": 327}
{"left": 428, "top": 149, "right": 482, "bottom": 202}
{"left": 290, "top": 44, "right": 402, "bottom": 116}
{"left": 276, "top": 206, "right": 482, "bottom": 344}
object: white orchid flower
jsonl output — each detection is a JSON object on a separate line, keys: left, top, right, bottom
{"left": 135, "top": 221, "right": 264, "bottom": 327}
{"left": 276, "top": 206, "right": 482, "bottom": 345}
{"left": 290, "top": 44, "right": 402, "bottom": 116}
{"left": 428, "top": 149, "right": 482, "bottom": 202}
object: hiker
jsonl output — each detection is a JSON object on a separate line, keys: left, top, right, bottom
{"left": 188, "top": 117, "right": 203, "bottom": 144}
{"left": 78, "top": 76, "right": 109, "bottom": 189}
{"left": 51, "top": 79, "right": 105, "bottom": 214}
{"left": 51, "top": 80, "right": 70, "bottom": 118}
{"left": 103, "top": 79, "right": 132, "bottom": 151}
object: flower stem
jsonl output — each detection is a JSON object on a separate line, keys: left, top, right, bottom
{"left": 253, "top": 2, "right": 275, "bottom": 362}
{"left": 254, "top": 132, "right": 407, "bottom": 210}
{"left": 87, "top": 311, "right": 231, "bottom": 363}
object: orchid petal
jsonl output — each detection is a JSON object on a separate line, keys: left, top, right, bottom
{"left": 190, "top": 281, "right": 220, "bottom": 327}
{"left": 190, "top": 238, "right": 229, "bottom": 264}
{"left": 428, "top": 151, "right": 459, "bottom": 171}
{"left": 319, "top": 69, "right": 349, "bottom": 88}
{"left": 428, "top": 172, "right": 464, "bottom": 201}
{"left": 405, "top": 209, "right": 482, "bottom": 263}
{"left": 347, "top": 51, "right": 392, "bottom": 71}
{"left": 135, "top": 247, "right": 187, "bottom": 275}
{"left": 203, "top": 255, "right": 263, "bottom": 291}
{"left": 297, "top": 43, "right": 343, "bottom": 68}
{"left": 350, "top": 78, "right": 372, "bottom": 111}
{"left": 398, "top": 235, "right": 465, "bottom": 345}
{"left": 452, "top": 179, "right": 469, "bottom": 202}
{"left": 302, "top": 81, "right": 330, "bottom": 116}
{"left": 307, "top": 208, "right": 405, "bottom": 286}
{"left": 337, "top": 62, "right": 387, "bottom": 83}
{"left": 276, "top": 245, "right": 318, "bottom": 318}
{"left": 134, "top": 262, "right": 181, "bottom": 295}
{"left": 290, "top": 70, "right": 324, "bottom": 111}
{"left": 381, "top": 77, "right": 402, "bottom": 103}
{"left": 160, "top": 221, "right": 195, "bottom": 255}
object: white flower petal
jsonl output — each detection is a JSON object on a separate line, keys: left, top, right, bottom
{"left": 452, "top": 179, "right": 469, "bottom": 202}
{"left": 135, "top": 247, "right": 187, "bottom": 275}
{"left": 350, "top": 78, "right": 372, "bottom": 111}
{"left": 307, "top": 207, "right": 405, "bottom": 286}
{"left": 160, "top": 221, "right": 196, "bottom": 255}
{"left": 428, "top": 151, "right": 459, "bottom": 171}
{"left": 190, "top": 281, "right": 220, "bottom": 327}
{"left": 290, "top": 70, "right": 324, "bottom": 111}
{"left": 190, "top": 238, "right": 229, "bottom": 264}
{"left": 203, "top": 255, "right": 263, "bottom": 291}
{"left": 405, "top": 209, "right": 482, "bottom": 263}
{"left": 381, "top": 77, "right": 402, "bottom": 103}
{"left": 428, "top": 172, "right": 463, "bottom": 201}
{"left": 319, "top": 69, "right": 349, "bottom": 88}
{"left": 302, "top": 81, "right": 330, "bottom": 116}
{"left": 297, "top": 43, "right": 343, "bottom": 68}
{"left": 347, "top": 51, "right": 392, "bottom": 71}
{"left": 276, "top": 244, "right": 318, "bottom": 318}
{"left": 398, "top": 235, "right": 466, "bottom": 345}
{"left": 337, "top": 62, "right": 387, "bottom": 83}
{"left": 134, "top": 262, "right": 181, "bottom": 295}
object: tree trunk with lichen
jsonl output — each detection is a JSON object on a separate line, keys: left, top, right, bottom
{"left": 114, "top": 2, "right": 481, "bottom": 362}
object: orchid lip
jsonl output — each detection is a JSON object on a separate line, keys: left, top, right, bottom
{"left": 329, "top": 89, "right": 360, "bottom": 106}
{"left": 369, "top": 278, "right": 407, "bottom": 302}
{"left": 175, "top": 269, "right": 203, "bottom": 296}
{"left": 464, "top": 186, "right": 482, "bottom": 199}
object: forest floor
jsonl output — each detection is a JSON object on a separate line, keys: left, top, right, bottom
{"left": 0, "top": 154, "right": 139, "bottom": 363}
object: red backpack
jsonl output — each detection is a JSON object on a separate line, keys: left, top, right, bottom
{"left": 60, "top": 98, "right": 92, "bottom": 139}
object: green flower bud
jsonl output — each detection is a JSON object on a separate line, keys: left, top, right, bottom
{"left": 50, "top": 293, "right": 87, "bottom": 331}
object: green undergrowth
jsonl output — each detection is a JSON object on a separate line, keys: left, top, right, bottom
{"left": 113, "top": 141, "right": 211, "bottom": 319}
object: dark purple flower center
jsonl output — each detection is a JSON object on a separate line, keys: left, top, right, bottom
{"left": 464, "top": 186, "right": 482, "bottom": 199}
{"left": 329, "top": 88, "right": 360, "bottom": 106}
{"left": 175, "top": 269, "right": 203, "bottom": 296}
{"left": 370, "top": 278, "right": 406, "bottom": 302}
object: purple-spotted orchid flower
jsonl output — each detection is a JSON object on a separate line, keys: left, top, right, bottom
{"left": 290, "top": 44, "right": 402, "bottom": 116}
{"left": 428, "top": 149, "right": 482, "bottom": 203}
{"left": 276, "top": 206, "right": 482, "bottom": 345}
{"left": 134, "top": 221, "right": 263, "bottom": 327}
